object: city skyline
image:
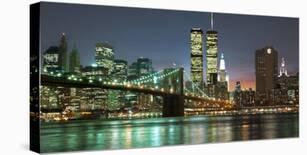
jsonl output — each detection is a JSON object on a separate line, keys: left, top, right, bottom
{"left": 31, "top": 2, "right": 299, "bottom": 153}
{"left": 40, "top": 2, "right": 299, "bottom": 91}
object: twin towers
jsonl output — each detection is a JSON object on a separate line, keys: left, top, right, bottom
{"left": 190, "top": 13, "right": 228, "bottom": 95}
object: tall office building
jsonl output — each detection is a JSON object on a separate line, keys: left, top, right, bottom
{"left": 95, "top": 42, "right": 114, "bottom": 74}
{"left": 190, "top": 27, "right": 204, "bottom": 89}
{"left": 277, "top": 57, "right": 297, "bottom": 90}
{"left": 126, "top": 62, "right": 139, "bottom": 108}
{"left": 81, "top": 65, "right": 109, "bottom": 110}
{"left": 278, "top": 57, "right": 289, "bottom": 77}
{"left": 69, "top": 45, "right": 80, "bottom": 73}
{"left": 81, "top": 65, "right": 109, "bottom": 80}
{"left": 255, "top": 47, "right": 278, "bottom": 93}
{"left": 113, "top": 59, "right": 128, "bottom": 82}
{"left": 206, "top": 13, "right": 218, "bottom": 85}
{"left": 112, "top": 59, "right": 128, "bottom": 110}
{"left": 127, "top": 57, "right": 154, "bottom": 80}
{"left": 276, "top": 58, "right": 298, "bottom": 104}
{"left": 216, "top": 53, "right": 229, "bottom": 100}
{"left": 58, "top": 33, "right": 68, "bottom": 72}
{"left": 136, "top": 57, "right": 155, "bottom": 111}
{"left": 42, "top": 46, "right": 60, "bottom": 74}
{"left": 137, "top": 57, "right": 153, "bottom": 77}
{"left": 233, "top": 81, "right": 242, "bottom": 107}
{"left": 128, "top": 62, "right": 138, "bottom": 80}
{"left": 126, "top": 57, "right": 154, "bottom": 109}
{"left": 218, "top": 53, "right": 227, "bottom": 82}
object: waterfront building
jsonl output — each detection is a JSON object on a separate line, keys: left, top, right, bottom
{"left": 95, "top": 42, "right": 114, "bottom": 74}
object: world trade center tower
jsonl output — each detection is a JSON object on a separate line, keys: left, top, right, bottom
{"left": 190, "top": 28, "right": 204, "bottom": 90}
{"left": 206, "top": 13, "right": 218, "bottom": 85}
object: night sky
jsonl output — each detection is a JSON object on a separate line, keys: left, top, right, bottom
{"left": 40, "top": 2, "right": 299, "bottom": 91}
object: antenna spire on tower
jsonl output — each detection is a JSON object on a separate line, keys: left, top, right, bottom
{"left": 211, "top": 13, "right": 214, "bottom": 30}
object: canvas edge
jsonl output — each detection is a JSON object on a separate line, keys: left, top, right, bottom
{"left": 30, "top": 2, "right": 41, "bottom": 154}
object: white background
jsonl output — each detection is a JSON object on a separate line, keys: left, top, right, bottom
{"left": 0, "top": 0, "right": 305, "bottom": 154}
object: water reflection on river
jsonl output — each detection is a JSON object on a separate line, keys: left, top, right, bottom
{"left": 40, "top": 113, "right": 298, "bottom": 153}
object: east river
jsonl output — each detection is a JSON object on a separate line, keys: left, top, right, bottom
{"left": 40, "top": 113, "right": 298, "bottom": 153}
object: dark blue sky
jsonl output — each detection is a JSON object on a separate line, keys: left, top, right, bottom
{"left": 40, "top": 2, "right": 299, "bottom": 90}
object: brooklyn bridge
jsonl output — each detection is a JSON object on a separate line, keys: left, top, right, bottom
{"left": 41, "top": 67, "right": 231, "bottom": 117}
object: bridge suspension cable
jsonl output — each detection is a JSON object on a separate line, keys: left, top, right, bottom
{"left": 128, "top": 68, "right": 180, "bottom": 85}
{"left": 183, "top": 72, "right": 209, "bottom": 98}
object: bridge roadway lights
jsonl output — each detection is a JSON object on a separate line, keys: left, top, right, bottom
{"left": 162, "top": 94, "right": 184, "bottom": 117}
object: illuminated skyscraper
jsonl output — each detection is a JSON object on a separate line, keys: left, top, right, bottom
{"left": 276, "top": 58, "right": 298, "bottom": 104}
{"left": 278, "top": 57, "right": 289, "bottom": 77}
{"left": 128, "top": 62, "right": 138, "bottom": 80}
{"left": 81, "top": 65, "right": 109, "bottom": 110}
{"left": 206, "top": 13, "right": 218, "bottom": 85}
{"left": 190, "top": 28, "right": 204, "bottom": 89}
{"left": 137, "top": 57, "right": 154, "bottom": 77}
{"left": 113, "top": 59, "right": 128, "bottom": 82}
{"left": 126, "top": 58, "right": 153, "bottom": 108}
{"left": 42, "top": 46, "right": 60, "bottom": 74}
{"left": 95, "top": 42, "right": 114, "bottom": 74}
{"left": 58, "top": 33, "right": 68, "bottom": 72}
{"left": 218, "top": 53, "right": 227, "bottom": 82}
{"left": 112, "top": 59, "right": 128, "bottom": 107}
{"left": 216, "top": 53, "right": 229, "bottom": 100}
{"left": 255, "top": 47, "right": 278, "bottom": 93}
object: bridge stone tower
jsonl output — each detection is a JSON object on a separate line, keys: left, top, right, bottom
{"left": 162, "top": 67, "right": 184, "bottom": 117}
